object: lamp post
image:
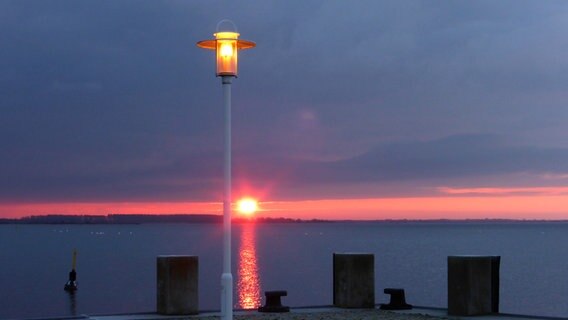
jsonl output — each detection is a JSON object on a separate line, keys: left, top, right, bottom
{"left": 197, "top": 21, "right": 255, "bottom": 320}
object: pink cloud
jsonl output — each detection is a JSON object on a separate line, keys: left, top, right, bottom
{"left": 438, "top": 186, "right": 568, "bottom": 196}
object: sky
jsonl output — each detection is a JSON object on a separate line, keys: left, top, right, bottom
{"left": 1, "top": 1, "right": 567, "bottom": 219}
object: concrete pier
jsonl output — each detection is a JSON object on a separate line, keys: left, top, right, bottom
{"left": 86, "top": 306, "right": 560, "bottom": 320}
{"left": 333, "top": 253, "right": 375, "bottom": 308}
{"left": 448, "top": 255, "right": 500, "bottom": 316}
{"left": 157, "top": 255, "right": 199, "bottom": 315}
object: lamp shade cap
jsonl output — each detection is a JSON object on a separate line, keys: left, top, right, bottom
{"left": 197, "top": 39, "right": 256, "bottom": 50}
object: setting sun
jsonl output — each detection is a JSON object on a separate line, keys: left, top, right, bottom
{"left": 237, "top": 198, "right": 258, "bottom": 216}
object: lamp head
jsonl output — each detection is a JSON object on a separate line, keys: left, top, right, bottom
{"left": 197, "top": 23, "right": 255, "bottom": 77}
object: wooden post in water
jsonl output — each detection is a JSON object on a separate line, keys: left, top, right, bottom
{"left": 333, "top": 253, "right": 375, "bottom": 308}
{"left": 64, "top": 249, "right": 78, "bottom": 292}
{"left": 157, "top": 255, "right": 199, "bottom": 315}
{"left": 448, "top": 255, "right": 500, "bottom": 316}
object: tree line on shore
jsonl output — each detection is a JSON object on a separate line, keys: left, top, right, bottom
{"left": 0, "top": 214, "right": 328, "bottom": 224}
{"left": 0, "top": 214, "right": 565, "bottom": 225}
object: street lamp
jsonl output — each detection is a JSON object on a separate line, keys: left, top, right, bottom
{"left": 197, "top": 20, "right": 255, "bottom": 320}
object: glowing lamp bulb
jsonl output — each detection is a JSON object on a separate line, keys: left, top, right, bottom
{"left": 220, "top": 43, "right": 234, "bottom": 57}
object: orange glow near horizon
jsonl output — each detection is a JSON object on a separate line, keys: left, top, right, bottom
{"left": 258, "top": 195, "right": 568, "bottom": 220}
{"left": 0, "top": 202, "right": 222, "bottom": 219}
{"left": 237, "top": 223, "right": 261, "bottom": 309}
{"left": 0, "top": 190, "right": 567, "bottom": 220}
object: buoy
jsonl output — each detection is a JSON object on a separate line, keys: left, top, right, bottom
{"left": 64, "top": 249, "right": 78, "bottom": 292}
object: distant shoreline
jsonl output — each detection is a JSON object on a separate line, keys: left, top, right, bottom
{"left": 1, "top": 214, "right": 568, "bottom": 225}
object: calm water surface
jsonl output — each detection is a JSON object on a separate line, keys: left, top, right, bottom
{"left": 1, "top": 222, "right": 567, "bottom": 318}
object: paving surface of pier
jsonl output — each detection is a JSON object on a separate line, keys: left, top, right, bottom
{"left": 84, "top": 307, "right": 563, "bottom": 320}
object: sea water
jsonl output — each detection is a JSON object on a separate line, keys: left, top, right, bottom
{"left": 1, "top": 222, "right": 567, "bottom": 319}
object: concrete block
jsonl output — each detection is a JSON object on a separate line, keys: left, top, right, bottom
{"left": 157, "top": 255, "right": 198, "bottom": 315}
{"left": 333, "top": 252, "right": 375, "bottom": 308}
{"left": 448, "top": 255, "right": 500, "bottom": 316}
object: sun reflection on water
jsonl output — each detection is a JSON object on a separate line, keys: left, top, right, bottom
{"left": 237, "top": 223, "right": 261, "bottom": 309}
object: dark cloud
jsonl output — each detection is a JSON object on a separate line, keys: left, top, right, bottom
{"left": 292, "top": 134, "right": 568, "bottom": 184}
{"left": 1, "top": 1, "right": 567, "bottom": 203}
{"left": 4, "top": 132, "right": 566, "bottom": 202}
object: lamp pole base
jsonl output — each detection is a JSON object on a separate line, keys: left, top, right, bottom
{"left": 221, "top": 272, "right": 233, "bottom": 320}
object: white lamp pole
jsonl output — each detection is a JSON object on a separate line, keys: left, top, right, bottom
{"left": 197, "top": 21, "right": 255, "bottom": 320}
{"left": 221, "top": 74, "right": 233, "bottom": 320}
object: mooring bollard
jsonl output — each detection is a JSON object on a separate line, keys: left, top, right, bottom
{"left": 157, "top": 255, "right": 198, "bottom": 315}
{"left": 380, "top": 288, "right": 412, "bottom": 310}
{"left": 448, "top": 255, "right": 500, "bottom": 316}
{"left": 333, "top": 252, "right": 375, "bottom": 308}
{"left": 258, "top": 290, "right": 290, "bottom": 313}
